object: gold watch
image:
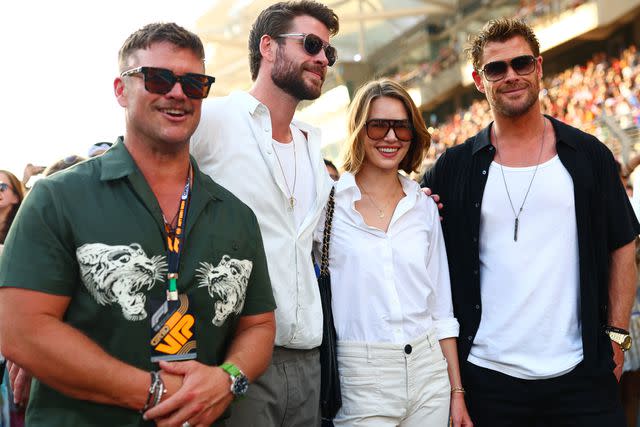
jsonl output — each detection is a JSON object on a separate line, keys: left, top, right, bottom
{"left": 605, "top": 326, "right": 632, "bottom": 352}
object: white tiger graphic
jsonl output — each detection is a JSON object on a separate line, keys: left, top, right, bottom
{"left": 196, "top": 255, "right": 253, "bottom": 326}
{"left": 77, "top": 243, "right": 167, "bottom": 321}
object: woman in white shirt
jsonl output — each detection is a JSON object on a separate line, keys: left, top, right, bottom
{"left": 316, "top": 79, "right": 472, "bottom": 426}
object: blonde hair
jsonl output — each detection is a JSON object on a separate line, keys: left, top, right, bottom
{"left": 341, "top": 78, "right": 430, "bottom": 174}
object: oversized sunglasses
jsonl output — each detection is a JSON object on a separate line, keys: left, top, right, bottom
{"left": 0, "top": 182, "right": 11, "bottom": 193}
{"left": 277, "top": 33, "right": 337, "bottom": 66}
{"left": 478, "top": 55, "right": 537, "bottom": 82}
{"left": 365, "top": 119, "right": 413, "bottom": 142}
{"left": 120, "top": 66, "right": 216, "bottom": 99}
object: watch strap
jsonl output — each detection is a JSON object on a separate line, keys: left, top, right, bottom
{"left": 220, "top": 362, "right": 242, "bottom": 378}
{"left": 605, "top": 326, "right": 629, "bottom": 335}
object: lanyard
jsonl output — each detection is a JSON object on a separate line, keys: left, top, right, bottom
{"left": 164, "top": 168, "right": 192, "bottom": 301}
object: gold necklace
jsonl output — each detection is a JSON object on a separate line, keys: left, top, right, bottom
{"left": 493, "top": 117, "right": 546, "bottom": 242}
{"left": 272, "top": 139, "right": 297, "bottom": 211}
{"left": 359, "top": 182, "right": 399, "bottom": 219}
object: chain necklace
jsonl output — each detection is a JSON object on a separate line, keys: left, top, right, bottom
{"left": 272, "top": 139, "right": 297, "bottom": 211}
{"left": 359, "top": 181, "right": 399, "bottom": 219}
{"left": 493, "top": 117, "right": 546, "bottom": 242}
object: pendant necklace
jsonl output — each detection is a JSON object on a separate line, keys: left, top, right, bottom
{"left": 493, "top": 117, "right": 546, "bottom": 242}
{"left": 272, "top": 138, "right": 297, "bottom": 211}
{"left": 359, "top": 182, "right": 397, "bottom": 219}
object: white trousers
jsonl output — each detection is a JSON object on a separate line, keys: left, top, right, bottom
{"left": 333, "top": 331, "right": 451, "bottom": 427}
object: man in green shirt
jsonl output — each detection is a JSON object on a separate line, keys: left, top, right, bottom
{"left": 0, "top": 22, "right": 276, "bottom": 427}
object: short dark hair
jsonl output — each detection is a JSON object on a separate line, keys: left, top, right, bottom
{"left": 466, "top": 17, "right": 540, "bottom": 70}
{"left": 118, "top": 22, "right": 205, "bottom": 71}
{"left": 248, "top": 1, "right": 339, "bottom": 81}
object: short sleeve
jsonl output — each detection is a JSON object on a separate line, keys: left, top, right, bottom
{"left": 0, "top": 179, "right": 79, "bottom": 295}
{"left": 601, "top": 148, "right": 640, "bottom": 250}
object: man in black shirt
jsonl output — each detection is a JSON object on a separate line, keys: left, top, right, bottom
{"left": 423, "top": 17, "right": 639, "bottom": 427}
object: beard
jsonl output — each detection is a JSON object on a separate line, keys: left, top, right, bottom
{"left": 271, "top": 48, "right": 323, "bottom": 101}
{"left": 490, "top": 79, "right": 540, "bottom": 117}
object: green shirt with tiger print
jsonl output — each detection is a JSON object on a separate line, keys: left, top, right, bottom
{"left": 0, "top": 138, "right": 276, "bottom": 427}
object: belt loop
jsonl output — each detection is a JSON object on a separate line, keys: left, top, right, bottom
{"left": 366, "top": 343, "right": 373, "bottom": 363}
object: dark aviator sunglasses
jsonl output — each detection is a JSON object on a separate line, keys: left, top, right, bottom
{"left": 0, "top": 183, "right": 12, "bottom": 193}
{"left": 478, "top": 55, "right": 537, "bottom": 82}
{"left": 120, "top": 66, "right": 216, "bottom": 99}
{"left": 365, "top": 119, "right": 414, "bottom": 142}
{"left": 277, "top": 33, "right": 337, "bottom": 67}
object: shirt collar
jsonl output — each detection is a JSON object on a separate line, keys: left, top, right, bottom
{"left": 472, "top": 114, "right": 577, "bottom": 156}
{"left": 230, "top": 91, "right": 320, "bottom": 138}
{"left": 99, "top": 136, "right": 222, "bottom": 201}
{"left": 336, "top": 171, "right": 421, "bottom": 200}
{"left": 99, "top": 136, "right": 137, "bottom": 180}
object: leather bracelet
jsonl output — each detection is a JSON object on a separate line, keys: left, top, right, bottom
{"left": 451, "top": 386, "right": 466, "bottom": 394}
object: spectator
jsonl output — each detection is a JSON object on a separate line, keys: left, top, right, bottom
{"left": 0, "top": 170, "right": 24, "bottom": 248}
{"left": 190, "top": 2, "right": 340, "bottom": 425}
{"left": 424, "top": 17, "right": 638, "bottom": 427}
{"left": 42, "top": 155, "right": 86, "bottom": 177}
{"left": 318, "top": 78, "right": 472, "bottom": 426}
{"left": 0, "top": 22, "right": 275, "bottom": 427}
{"left": 87, "top": 142, "right": 113, "bottom": 158}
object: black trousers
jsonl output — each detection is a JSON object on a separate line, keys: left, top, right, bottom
{"left": 463, "top": 361, "right": 626, "bottom": 427}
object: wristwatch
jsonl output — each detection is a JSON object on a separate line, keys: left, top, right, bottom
{"left": 220, "top": 362, "right": 249, "bottom": 397}
{"left": 604, "top": 326, "right": 632, "bottom": 352}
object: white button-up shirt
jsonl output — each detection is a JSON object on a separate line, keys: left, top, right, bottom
{"left": 191, "top": 92, "right": 333, "bottom": 349}
{"left": 315, "top": 172, "right": 459, "bottom": 343}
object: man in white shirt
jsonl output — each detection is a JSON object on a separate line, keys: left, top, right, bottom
{"left": 190, "top": 1, "right": 339, "bottom": 426}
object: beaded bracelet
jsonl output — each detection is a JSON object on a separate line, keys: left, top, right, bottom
{"left": 451, "top": 386, "right": 466, "bottom": 394}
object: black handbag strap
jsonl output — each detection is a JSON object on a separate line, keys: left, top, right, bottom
{"left": 320, "top": 187, "right": 335, "bottom": 276}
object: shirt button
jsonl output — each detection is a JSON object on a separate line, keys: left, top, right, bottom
{"left": 473, "top": 237, "right": 478, "bottom": 243}
{"left": 404, "top": 344, "right": 412, "bottom": 354}
{"left": 482, "top": 170, "right": 487, "bottom": 175}
{"left": 489, "top": 146, "right": 494, "bottom": 151}
{"left": 264, "top": 128, "right": 270, "bottom": 133}
{"left": 474, "top": 202, "right": 479, "bottom": 208}
{"left": 467, "top": 336, "right": 473, "bottom": 341}
{"left": 473, "top": 269, "right": 478, "bottom": 275}
{"left": 475, "top": 304, "right": 480, "bottom": 309}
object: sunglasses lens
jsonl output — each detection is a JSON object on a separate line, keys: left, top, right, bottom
{"left": 303, "top": 34, "right": 324, "bottom": 55}
{"left": 143, "top": 68, "right": 176, "bottom": 95}
{"left": 325, "top": 46, "right": 337, "bottom": 66}
{"left": 181, "top": 74, "right": 213, "bottom": 99}
{"left": 366, "top": 120, "right": 390, "bottom": 140}
{"left": 393, "top": 123, "right": 413, "bottom": 141}
{"left": 302, "top": 34, "right": 336, "bottom": 66}
{"left": 512, "top": 56, "right": 536, "bottom": 74}
{"left": 0, "top": 183, "right": 7, "bottom": 192}
{"left": 483, "top": 61, "right": 508, "bottom": 81}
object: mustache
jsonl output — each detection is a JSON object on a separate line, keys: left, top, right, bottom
{"left": 304, "top": 64, "right": 326, "bottom": 79}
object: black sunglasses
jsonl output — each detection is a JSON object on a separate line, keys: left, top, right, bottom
{"left": 365, "top": 119, "right": 413, "bottom": 142}
{"left": 478, "top": 55, "right": 537, "bottom": 82}
{"left": 277, "top": 33, "right": 337, "bottom": 66}
{"left": 120, "top": 66, "right": 216, "bottom": 99}
{"left": 0, "top": 182, "right": 11, "bottom": 193}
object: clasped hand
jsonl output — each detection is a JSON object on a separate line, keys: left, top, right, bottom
{"left": 144, "top": 360, "right": 234, "bottom": 427}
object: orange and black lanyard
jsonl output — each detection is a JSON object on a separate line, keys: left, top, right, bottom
{"left": 164, "top": 170, "right": 192, "bottom": 301}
